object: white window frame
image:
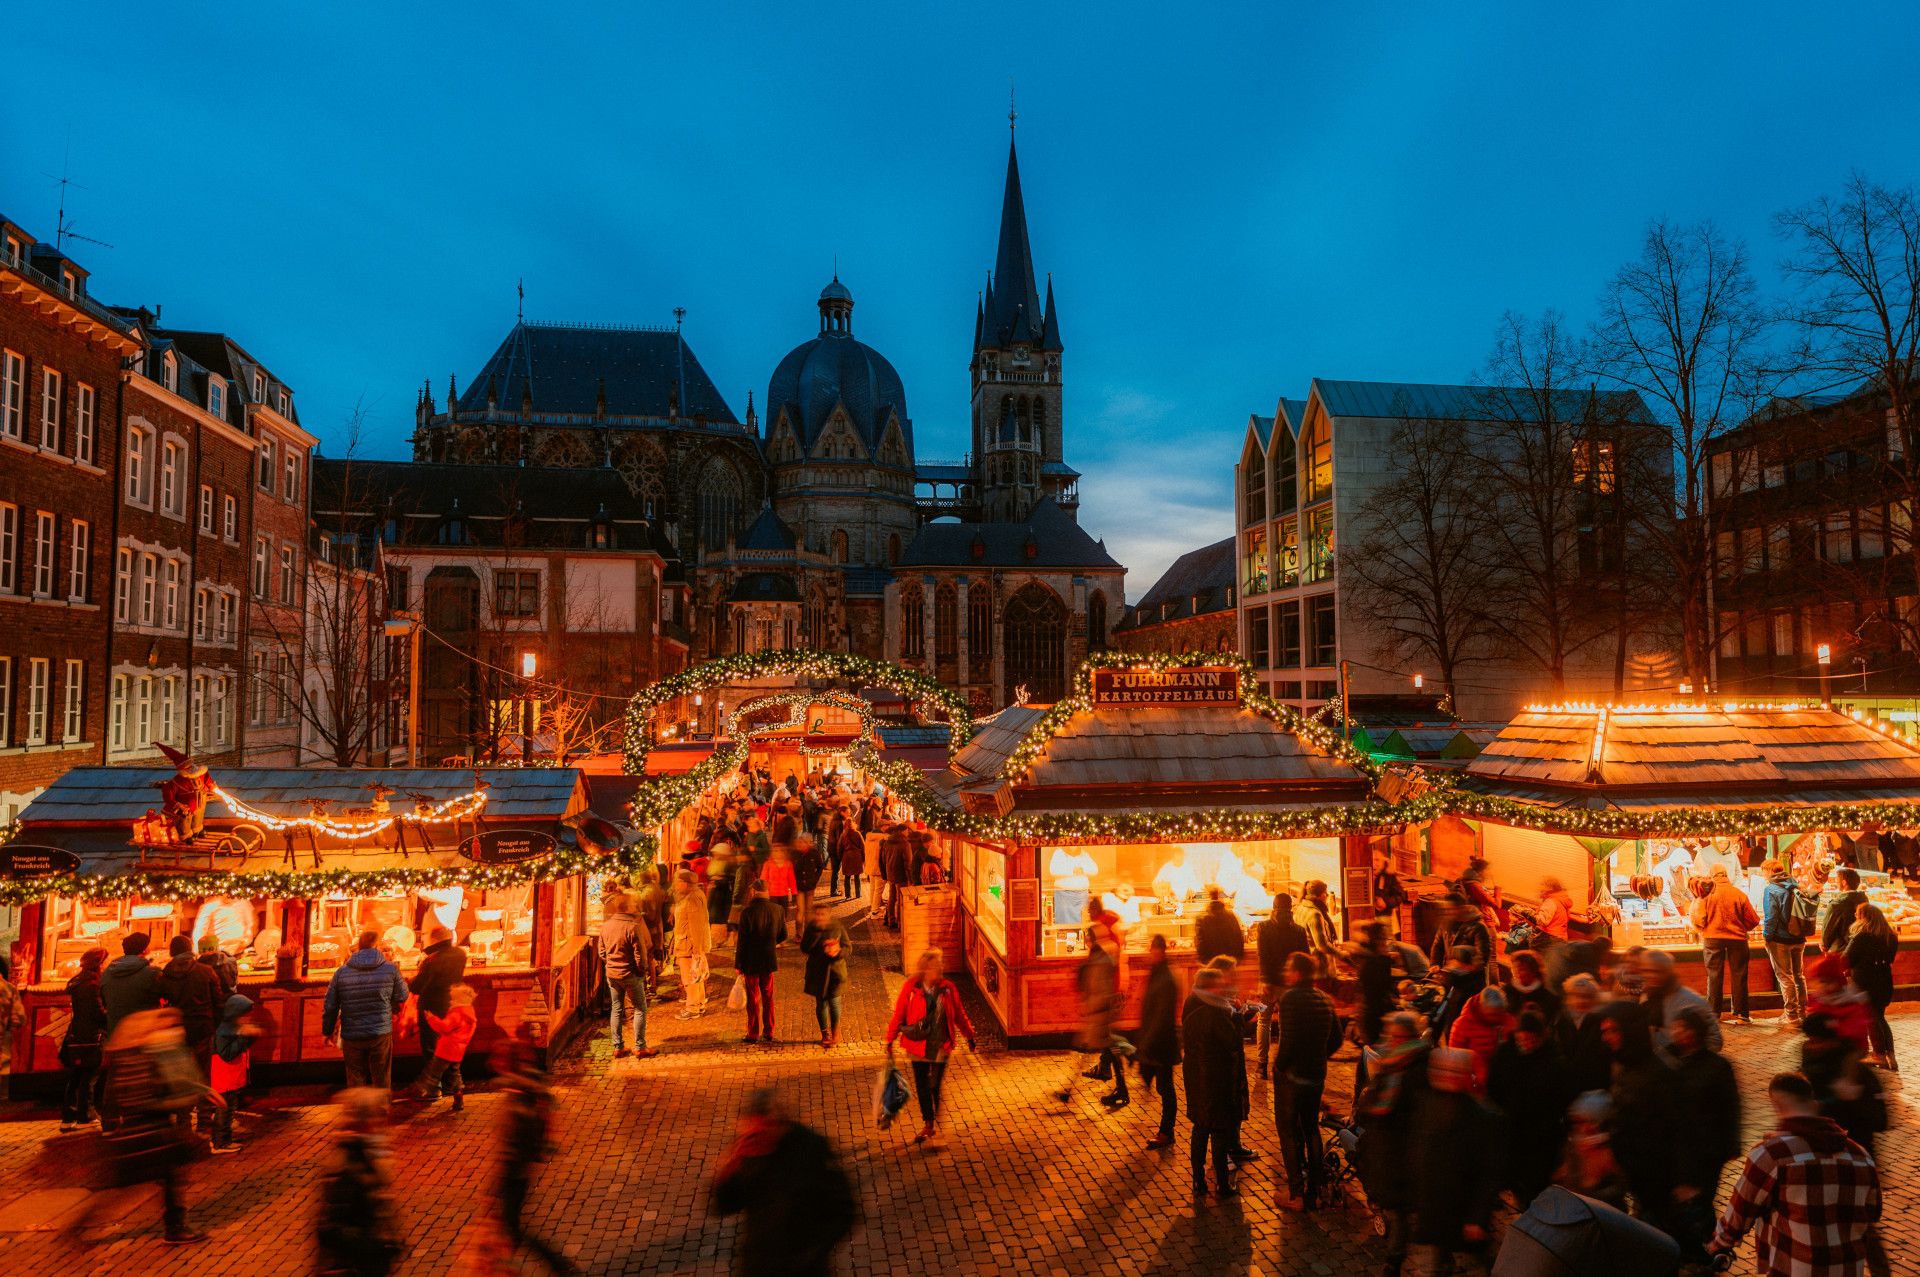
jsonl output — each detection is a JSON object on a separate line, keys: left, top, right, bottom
{"left": 74, "top": 382, "right": 94, "bottom": 464}
{"left": 214, "top": 673, "right": 232, "bottom": 746}
{"left": 223, "top": 494, "right": 238, "bottom": 542}
{"left": 253, "top": 536, "right": 270, "bottom": 598}
{"left": 284, "top": 450, "right": 299, "bottom": 502}
{"left": 125, "top": 424, "right": 151, "bottom": 505}
{"left": 62, "top": 659, "right": 83, "bottom": 741}
{"left": 258, "top": 435, "right": 275, "bottom": 491}
{"left": 67, "top": 518, "right": 88, "bottom": 602}
{"left": 160, "top": 674, "right": 179, "bottom": 746}
{"left": 161, "top": 351, "right": 178, "bottom": 393}
{"left": 251, "top": 371, "right": 265, "bottom": 401}
{"left": 0, "top": 502, "right": 15, "bottom": 593}
{"left": 199, "top": 484, "right": 214, "bottom": 534}
{"left": 250, "top": 652, "right": 267, "bottom": 726}
{"left": 139, "top": 551, "right": 158, "bottom": 624}
{"left": 110, "top": 672, "right": 127, "bottom": 752}
{"left": 194, "top": 586, "right": 208, "bottom": 640}
{"left": 279, "top": 543, "right": 296, "bottom": 604}
{"left": 31, "top": 510, "right": 55, "bottom": 597}
{"left": 0, "top": 656, "right": 11, "bottom": 745}
{"left": 191, "top": 672, "right": 207, "bottom": 749}
{"left": 0, "top": 349, "right": 23, "bottom": 439}
{"left": 216, "top": 592, "right": 233, "bottom": 642}
{"left": 133, "top": 674, "right": 152, "bottom": 746}
{"left": 162, "top": 558, "right": 181, "bottom": 629}
{"left": 207, "top": 377, "right": 225, "bottom": 420}
{"left": 39, "top": 366, "right": 61, "bottom": 452}
{"left": 160, "top": 438, "right": 183, "bottom": 515}
{"left": 25, "top": 657, "right": 49, "bottom": 745}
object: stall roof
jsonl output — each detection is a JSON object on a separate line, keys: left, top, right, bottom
{"left": 1459, "top": 705, "right": 1920, "bottom": 810}
{"left": 20, "top": 767, "right": 585, "bottom": 825}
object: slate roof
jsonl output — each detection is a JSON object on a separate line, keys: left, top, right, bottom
{"left": 898, "top": 497, "right": 1119, "bottom": 570}
{"left": 839, "top": 565, "right": 894, "bottom": 598}
{"left": 729, "top": 572, "right": 801, "bottom": 603}
{"left": 978, "top": 138, "right": 1061, "bottom": 353}
{"left": 1312, "top": 378, "right": 1649, "bottom": 425}
{"left": 739, "top": 505, "right": 797, "bottom": 551}
{"left": 19, "top": 767, "right": 586, "bottom": 826}
{"left": 1249, "top": 415, "right": 1275, "bottom": 449}
{"left": 454, "top": 321, "right": 737, "bottom": 424}
{"left": 766, "top": 288, "right": 912, "bottom": 456}
{"left": 1118, "top": 536, "right": 1235, "bottom": 630}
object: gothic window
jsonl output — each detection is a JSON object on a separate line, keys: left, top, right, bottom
{"left": 733, "top": 609, "right": 747, "bottom": 654}
{"left": 900, "top": 587, "right": 925, "bottom": 659}
{"left": 1003, "top": 583, "right": 1066, "bottom": 704}
{"left": 615, "top": 439, "right": 668, "bottom": 511}
{"left": 934, "top": 582, "right": 958, "bottom": 659}
{"left": 969, "top": 590, "right": 993, "bottom": 660}
{"left": 1017, "top": 398, "right": 1033, "bottom": 444}
{"left": 696, "top": 457, "right": 743, "bottom": 556}
{"left": 457, "top": 428, "right": 491, "bottom": 463}
{"left": 888, "top": 533, "right": 901, "bottom": 565}
{"left": 532, "top": 431, "right": 592, "bottom": 467}
{"left": 803, "top": 584, "right": 829, "bottom": 649}
{"left": 830, "top": 530, "right": 848, "bottom": 563}
{"left": 1087, "top": 590, "right": 1109, "bottom": 651}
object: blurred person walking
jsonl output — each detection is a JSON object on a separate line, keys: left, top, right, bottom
{"left": 800, "top": 902, "right": 851, "bottom": 1047}
{"left": 735, "top": 881, "right": 784, "bottom": 1046}
{"left": 712, "top": 1088, "right": 858, "bottom": 1277}
{"left": 58, "top": 946, "right": 109, "bottom": 1129}
{"left": 1182, "top": 965, "right": 1248, "bottom": 1199}
{"left": 317, "top": 1087, "right": 405, "bottom": 1276}
{"left": 1271, "top": 952, "right": 1342, "bottom": 1210}
{"left": 885, "top": 949, "right": 975, "bottom": 1145}
{"left": 673, "top": 870, "right": 713, "bottom": 1018}
{"left": 1136, "top": 934, "right": 1182, "bottom": 1150}
{"left": 496, "top": 1042, "right": 579, "bottom": 1274}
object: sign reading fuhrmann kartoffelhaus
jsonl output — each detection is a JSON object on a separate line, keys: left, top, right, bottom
{"left": 1089, "top": 667, "right": 1241, "bottom": 708}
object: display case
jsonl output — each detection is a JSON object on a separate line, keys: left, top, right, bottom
{"left": 39, "top": 894, "right": 286, "bottom": 982}
{"left": 972, "top": 844, "right": 1007, "bottom": 953}
{"left": 304, "top": 883, "right": 538, "bottom": 974}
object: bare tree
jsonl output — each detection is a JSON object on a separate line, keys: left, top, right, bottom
{"left": 1777, "top": 174, "right": 1920, "bottom": 625}
{"left": 1466, "top": 312, "right": 1615, "bottom": 697}
{"left": 260, "top": 405, "right": 393, "bottom": 766}
{"left": 1589, "top": 219, "right": 1773, "bottom": 690}
{"left": 1340, "top": 407, "right": 1499, "bottom": 708}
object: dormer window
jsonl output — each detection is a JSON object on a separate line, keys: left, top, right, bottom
{"left": 207, "top": 378, "right": 226, "bottom": 419}
{"left": 161, "top": 352, "right": 178, "bottom": 393}
{"left": 276, "top": 388, "right": 290, "bottom": 415}
{"left": 60, "top": 268, "right": 78, "bottom": 297}
{"left": 252, "top": 371, "right": 265, "bottom": 400}
{"left": 2, "top": 234, "right": 22, "bottom": 266}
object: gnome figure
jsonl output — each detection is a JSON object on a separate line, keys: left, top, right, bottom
{"left": 156, "top": 742, "right": 213, "bottom": 840}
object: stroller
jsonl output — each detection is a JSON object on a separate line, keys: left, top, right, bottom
{"left": 1492, "top": 1187, "right": 1684, "bottom": 1277}
{"left": 1317, "top": 1109, "right": 1362, "bottom": 1196}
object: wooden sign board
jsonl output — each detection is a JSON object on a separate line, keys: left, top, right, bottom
{"left": 1343, "top": 865, "right": 1374, "bottom": 910}
{"left": 0, "top": 846, "right": 80, "bottom": 877}
{"left": 459, "top": 829, "right": 557, "bottom": 866}
{"left": 1007, "top": 878, "right": 1040, "bottom": 922}
{"left": 1089, "top": 666, "right": 1240, "bottom": 708}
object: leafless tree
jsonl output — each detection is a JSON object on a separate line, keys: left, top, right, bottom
{"left": 1466, "top": 312, "right": 1616, "bottom": 697}
{"left": 1589, "top": 219, "right": 1774, "bottom": 690}
{"left": 1340, "top": 407, "right": 1499, "bottom": 708}
{"left": 1777, "top": 174, "right": 1920, "bottom": 626}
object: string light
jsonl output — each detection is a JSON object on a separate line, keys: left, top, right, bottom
{"left": 620, "top": 650, "right": 972, "bottom": 776}
{"left": 205, "top": 782, "right": 489, "bottom": 842}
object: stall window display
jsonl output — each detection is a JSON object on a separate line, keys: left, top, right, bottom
{"left": 1037, "top": 839, "right": 1339, "bottom": 957}
{"left": 40, "top": 894, "right": 276, "bottom": 981}
{"left": 973, "top": 845, "right": 1007, "bottom": 953}
{"left": 306, "top": 883, "right": 536, "bottom": 973}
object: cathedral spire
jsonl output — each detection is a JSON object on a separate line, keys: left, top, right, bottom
{"left": 985, "top": 134, "right": 1044, "bottom": 348}
{"left": 1041, "top": 272, "right": 1062, "bottom": 350}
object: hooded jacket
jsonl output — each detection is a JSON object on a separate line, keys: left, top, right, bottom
{"left": 1691, "top": 872, "right": 1760, "bottom": 942}
{"left": 156, "top": 951, "right": 224, "bottom": 1044}
{"left": 213, "top": 993, "right": 256, "bottom": 1062}
{"left": 321, "top": 947, "right": 409, "bottom": 1041}
{"left": 100, "top": 953, "right": 162, "bottom": 1030}
{"left": 409, "top": 939, "right": 468, "bottom": 1017}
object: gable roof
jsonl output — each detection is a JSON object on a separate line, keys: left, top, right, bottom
{"left": 455, "top": 321, "right": 737, "bottom": 424}
{"left": 899, "top": 497, "right": 1120, "bottom": 571}
{"left": 1118, "top": 537, "right": 1235, "bottom": 629}
{"left": 1310, "top": 378, "right": 1648, "bottom": 425}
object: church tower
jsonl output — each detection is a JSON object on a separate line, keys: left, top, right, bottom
{"left": 972, "top": 129, "right": 1073, "bottom": 523}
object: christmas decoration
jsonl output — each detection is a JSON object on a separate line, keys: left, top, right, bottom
{"left": 620, "top": 649, "right": 971, "bottom": 775}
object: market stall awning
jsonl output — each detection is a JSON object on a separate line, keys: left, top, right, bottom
{"left": 642, "top": 741, "right": 724, "bottom": 776}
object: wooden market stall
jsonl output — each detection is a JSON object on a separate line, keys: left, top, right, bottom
{"left": 879, "top": 659, "right": 1417, "bottom": 1044}
{"left": 2, "top": 766, "right": 635, "bottom": 1086}
{"left": 1451, "top": 703, "right": 1920, "bottom": 1001}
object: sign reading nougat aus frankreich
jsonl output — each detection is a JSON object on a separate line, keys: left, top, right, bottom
{"left": 1088, "top": 666, "right": 1241, "bottom": 708}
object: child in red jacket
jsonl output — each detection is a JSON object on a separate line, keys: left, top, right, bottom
{"left": 1806, "top": 953, "right": 1873, "bottom": 1056}
{"left": 1445, "top": 986, "right": 1513, "bottom": 1094}
{"left": 408, "top": 983, "right": 478, "bottom": 1111}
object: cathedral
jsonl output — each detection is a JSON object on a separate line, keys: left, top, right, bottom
{"left": 404, "top": 133, "right": 1125, "bottom": 713}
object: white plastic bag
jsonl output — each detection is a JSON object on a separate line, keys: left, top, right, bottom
{"left": 727, "top": 974, "right": 747, "bottom": 1011}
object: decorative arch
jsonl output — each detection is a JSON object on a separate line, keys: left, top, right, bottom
{"left": 1003, "top": 581, "right": 1067, "bottom": 704}
{"left": 694, "top": 454, "right": 743, "bottom": 556}
{"left": 614, "top": 437, "right": 668, "bottom": 513}
{"left": 622, "top": 649, "right": 972, "bottom": 774}
{"left": 532, "top": 430, "right": 594, "bottom": 468}
{"left": 456, "top": 427, "right": 492, "bottom": 463}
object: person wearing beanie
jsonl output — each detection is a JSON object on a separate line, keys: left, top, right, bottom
{"left": 156, "top": 933, "right": 230, "bottom": 1150}
{"left": 196, "top": 933, "right": 238, "bottom": 1001}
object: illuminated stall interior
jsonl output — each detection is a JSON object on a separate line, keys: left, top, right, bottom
{"left": 1454, "top": 704, "right": 1920, "bottom": 991}
{"left": 909, "top": 661, "right": 1399, "bottom": 1041}
{"left": 9, "top": 767, "right": 619, "bottom": 1080}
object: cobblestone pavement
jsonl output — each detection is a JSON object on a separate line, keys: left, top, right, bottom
{"left": 2, "top": 903, "right": 1916, "bottom": 1276}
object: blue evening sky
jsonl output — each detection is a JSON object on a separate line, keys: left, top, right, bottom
{"left": 6, "top": 3, "right": 1916, "bottom": 598}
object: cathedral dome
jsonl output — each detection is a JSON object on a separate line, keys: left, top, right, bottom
{"left": 766, "top": 277, "right": 912, "bottom": 463}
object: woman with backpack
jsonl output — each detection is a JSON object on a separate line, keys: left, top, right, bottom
{"left": 1760, "top": 859, "right": 1810, "bottom": 1025}
{"left": 884, "top": 949, "right": 975, "bottom": 1148}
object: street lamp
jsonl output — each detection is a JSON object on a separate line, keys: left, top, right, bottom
{"left": 1412, "top": 673, "right": 1424, "bottom": 690}
{"left": 521, "top": 651, "right": 538, "bottom": 678}
{"left": 518, "top": 651, "right": 538, "bottom": 763}
{"left": 1817, "top": 642, "right": 1833, "bottom": 706}
{"left": 383, "top": 613, "right": 423, "bottom": 767}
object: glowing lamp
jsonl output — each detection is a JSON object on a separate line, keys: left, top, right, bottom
{"left": 1412, "top": 673, "right": 1424, "bottom": 690}
{"left": 1817, "top": 643, "right": 1832, "bottom": 667}
{"left": 521, "top": 651, "right": 538, "bottom": 678}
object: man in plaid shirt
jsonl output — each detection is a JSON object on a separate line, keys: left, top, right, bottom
{"left": 1709, "top": 1072, "right": 1882, "bottom": 1277}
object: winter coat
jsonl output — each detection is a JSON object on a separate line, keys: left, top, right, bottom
{"left": 1273, "top": 983, "right": 1342, "bottom": 1084}
{"left": 100, "top": 954, "right": 161, "bottom": 1030}
{"left": 1356, "top": 1043, "right": 1430, "bottom": 1211}
{"left": 1501, "top": 978, "right": 1560, "bottom": 1025}
{"left": 1810, "top": 988, "right": 1874, "bottom": 1055}
{"left": 1256, "top": 913, "right": 1309, "bottom": 985}
{"left": 62, "top": 969, "right": 108, "bottom": 1051}
{"left": 1534, "top": 888, "right": 1575, "bottom": 941}
{"left": 759, "top": 858, "right": 797, "bottom": 898}
{"left": 1551, "top": 1010, "right": 1612, "bottom": 1095}
{"left": 1607, "top": 1048, "right": 1676, "bottom": 1203}
{"left": 1353, "top": 949, "right": 1396, "bottom": 1044}
{"left": 156, "top": 952, "right": 224, "bottom": 1045}
{"left": 712, "top": 1119, "right": 857, "bottom": 1277}
{"left": 424, "top": 1005, "right": 478, "bottom": 1062}
{"left": 834, "top": 822, "right": 865, "bottom": 876}
{"left": 884, "top": 977, "right": 973, "bottom": 1062}
{"left": 198, "top": 950, "right": 239, "bottom": 1000}
{"left": 1845, "top": 928, "right": 1897, "bottom": 1011}
{"left": 596, "top": 910, "right": 649, "bottom": 981}
{"left": 799, "top": 921, "right": 850, "bottom": 999}
{"left": 1193, "top": 907, "right": 1245, "bottom": 965}
{"left": 409, "top": 940, "right": 468, "bottom": 1017}
{"left": 672, "top": 890, "right": 711, "bottom": 958}
{"left": 1135, "top": 960, "right": 1181, "bottom": 1068}
{"left": 321, "top": 947, "right": 410, "bottom": 1041}
{"left": 1180, "top": 992, "right": 1248, "bottom": 1129}
{"left": 880, "top": 830, "right": 913, "bottom": 885}
{"left": 212, "top": 993, "right": 256, "bottom": 1062}
{"left": 1294, "top": 900, "right": 1338, "bottom": 960}
{"left": 706, "top": 870, "right": 734, "bottom": 926}
{"left": 734, "top": 898, "right": 784, "bottom": 977}
{"left": 1669, "top": 1047, "right": 1741, "bottom": 1193}
{"left": 1761, "top": 877, "right": 1806, "bottom": 946}
{"left": 1074, "top": 944, "right": 1120, "bottom": 1053}
{"left": 1410, "top": 1085, "right": 1504, "bottom": 1247}
{"left": 1820, "top": 890, "right": 1868, "bottom": 954}
{"left": 1445, "top": 996, "right": 1512, "bottom": 1092}
{"left": 1487, "top": 1038, "right": 1570, "bottom": 1201}
{"left": 1429, "top": 916, "right": 1495, "bottom": 973}
{"left": 1646, "top": 981, "right": 1722, "bottom": 1065}
{"left": 791, "top": 842, "right": 825, "bottom": 894}
{"left": 1690, "top": 881, "right": 1760, "bottom": 942}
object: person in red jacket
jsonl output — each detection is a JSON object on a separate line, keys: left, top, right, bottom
{"left": 1691, "top": 865, "right": 1762, "bottom": 1024}
{"left": 884, "top": 949, "right": 975, "bottom": 1148}
{"left": 406, "top": 984, "right": 478, "bottom": 1112}
{"left": 1445, "top": 986, "right": 1513, "bottom": 1095}
{"left": 1806, "top": 952, "right": 1874, "bottom": 1056}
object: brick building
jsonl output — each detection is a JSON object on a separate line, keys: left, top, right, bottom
{"left": 0, "top": 218, "right": 136, "bottom": 825}
{"left": 1111, "top": 536, "right": 1237, "bottom": 656}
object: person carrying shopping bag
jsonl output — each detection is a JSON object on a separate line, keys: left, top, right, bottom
{"left": 884, "top": 949, "right": 975, "bottom": 1148}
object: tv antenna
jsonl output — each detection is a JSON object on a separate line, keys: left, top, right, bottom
{"left": 44, "top": 142, "right": 113, "bottom": 253}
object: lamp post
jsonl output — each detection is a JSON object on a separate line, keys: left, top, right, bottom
{"left": 1817, "top": 642, "right": 1832, "bottom": 707}
{"left": 382, "top": 612, "right": 423, "bottom": 767}
{"left": 519, "top": 651, "right": 538, "bottom": 763}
